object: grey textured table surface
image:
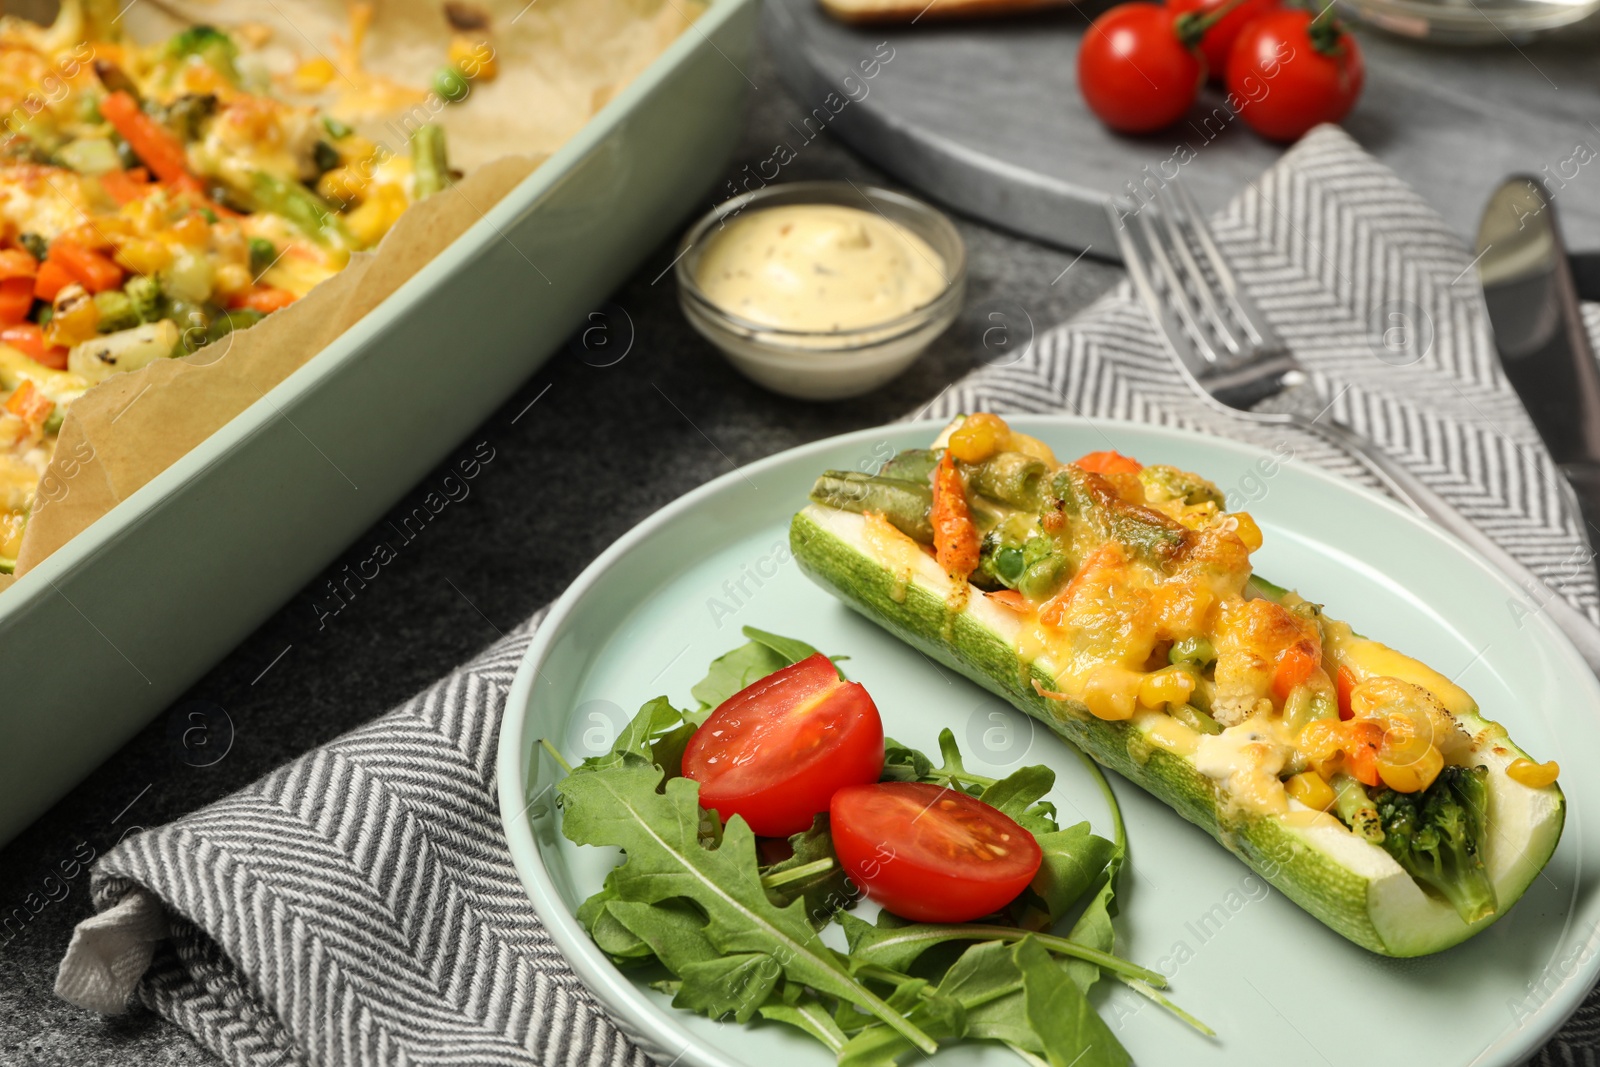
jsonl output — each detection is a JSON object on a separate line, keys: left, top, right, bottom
{"left": 765, "top": 0, "right": 1600, "bottom": 256}
{"left": 0, "top": 42, "right": 1122, "bottom": 1066}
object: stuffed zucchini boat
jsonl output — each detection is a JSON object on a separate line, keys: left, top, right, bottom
{"left": 789, "top": 413, "right": 1565, "bottom": 957}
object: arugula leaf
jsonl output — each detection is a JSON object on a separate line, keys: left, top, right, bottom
{"left": 758, "top": 995, "right": 851, "bottom": 1053}
{"left": 761, "top": 814, "right": 858, "bottom": 925}
{"left": 744, "top": 626, "right": 828, "bottom": 669}
{"left": 558, "top": 760, "right": 936, "bottom": 1053}
{"left": 1012, "top": 823, "right": 1117, "bottom": 931}
{"left": 980, "top": 764, "right": 1059, "bottom": 835}
{"left": 1016, "top": 936, "right": 1132, "bottom": 1067}
{"left": 689, "top": 627, "right": 826, "bottom": 711}
{"left": 1063, "top": 750, "right": 1127, "bottom": 993}
{"left": 879, "top": 737, "right": 935, "bottom": 783}
{"left": 571, "top": 696, "right": 688, "bottom": 773}
{"left": 674, "top": 953, "right": 783, "bottom": 1023}
{"left": 576, "top": 887, "right": 656, "bottom": 968}
{"left": 839, "top": 911, "right": 1164, "bottom": 987}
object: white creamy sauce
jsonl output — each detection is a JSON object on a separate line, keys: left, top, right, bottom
{"left": 694, "top": 204, "right": 946, "bottom": 332}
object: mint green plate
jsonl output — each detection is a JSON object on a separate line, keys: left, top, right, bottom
{"left": 498, "top": 416, "right": 1600, "bottom": 1067}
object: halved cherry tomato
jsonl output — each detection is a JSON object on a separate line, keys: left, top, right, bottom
{"left": 1271, "top": 642, "right": 1318, "bottom": 703}
{"left": 2, "top": 324, "right": 66, "bottom": 369}
{"left": 1074, "top": 450, "right": 1143, "bottom": 475}
{"left": 682, "top": 653, "right": 884, "bottom": 837}
{"left": 831, "top": 782, "right": 1043, "bottom": 923}
{"left": 1336, "top": 665, "right": 1357, "bottom": 721}
{"left": 0, "top": 277, "right": 33, "bottom": 326}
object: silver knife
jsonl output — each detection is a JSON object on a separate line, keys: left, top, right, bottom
{"left": 1477, "top": 176, "right": 1600, "bottom": 569}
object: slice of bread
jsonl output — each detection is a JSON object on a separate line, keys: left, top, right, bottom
{"left": 819, "top": 0, "right": 1073, "bottom": 22}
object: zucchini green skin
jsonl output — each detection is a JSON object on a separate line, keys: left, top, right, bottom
{"left": 790, "top": 506, "right": 1564, "bottom": 957}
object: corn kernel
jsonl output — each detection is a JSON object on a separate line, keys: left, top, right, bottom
{"left": 947, "top": 412, "right": 1009, "bottom": 464}
{"left": 171, "top": 214, "right": 211, "bottom": 248}
{"left": 1377, "top": 743, "right": 1443, "bottom": 794}
{"left": 343, "top": 183, "right": 407, "bottom": 248}
{"left": 1137, "top": 666, "right": 1194, "bottom": 709}
{"left": 212, "top": 262, "right": 253, "bottom": 299}
{"left": 317, "top": 166, "right": 370, "bottom": 208}
{"left": 449, "top": 36, "right": 498, "bottom": 82}
{"left": 292, "top": 57, "right": 337, "bottom": 92}
{"left": 1082, "top": 665, "right": 1140, "bottom": 721}
{"left": 114, "top": 238, "right": 173, "bottom": 276}
{"left": 1285, "top": 770, "right": 1336, "bottom": 812}
{"left": 1232, "top": 512, "right": 1264, "bottom": 552}
{"left": 1507, "top": 758, "right": 1560, "bottom": 789}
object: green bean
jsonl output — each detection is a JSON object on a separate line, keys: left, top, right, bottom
{"left": 1049, "top": 465, "right": 1189, "bottom": 567}
{"left": 809, "top": 472, "right": 933, "bottom": 544}
{"left": 249, "top": 170, "right": 351, "bottom": 248}
{"left": 878, "top": 448, "right": 939, "bottom": 483}
{"left": 966, "top": 450, "right": 1047, "bottom": 509}
{"left": 410, "top": 124, "right": 450, "bottom": 199}
{"left": 1170, "top": 703, "right": 1222, "bottom": 736}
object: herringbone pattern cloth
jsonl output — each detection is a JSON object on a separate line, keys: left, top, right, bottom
{"left": 56, "top": 126, "right": 1600, "bottom": 1065}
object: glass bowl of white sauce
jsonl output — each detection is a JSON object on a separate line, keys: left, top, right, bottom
{"left": 675, "top": 181, "right": 966, "bottom": 400}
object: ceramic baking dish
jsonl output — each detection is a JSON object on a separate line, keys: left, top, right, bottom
{"left": 0, "top": 0, "right": 757, "bottom": 847}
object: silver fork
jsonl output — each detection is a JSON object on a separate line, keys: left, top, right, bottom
{"left": 1107, "top": 180, "right": 1600, "bottom": 672}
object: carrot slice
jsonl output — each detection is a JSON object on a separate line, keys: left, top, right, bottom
{"left": 33, "top": 260, "right": 74, "bottom": 302}
{"left": 985, "top": 589, "right": 1031, "bottom": 613}
{"left": 229, "top": 286, "right": 297, "bottom": 314}
{"left": 1074, "top": 450, "right": 1142, "bottom": 475}
{"left": 0, "top": 248, "right": 39, "bottom": 281}
{"left": 1336, "top": 665, "right": 1357, "bottom": 721}
{"left": 5, "top": 380, "right": 53, "bottom": 425}
{"left": 99, "top": 167, "right": 153, "bottom": 206}
{"left": 1, "top": 324, "right": 67, "bottom": 368}
{"left": 1271, "top": 642, "right": 1319, "bottom": 703}
{"left": 100, "top": 91, "right": 191, "bottom": 186}
{"left": 0, "top": 277, "right": 33, "bottom": 325}
{"left": 1343, "top": 721, "right": 1383, "bottom": 788}
{"left": 931, "top": 451, "right": 980, "bottom": 580}
{"left": 49, "top": 240, "right": 124, "bottom": 294}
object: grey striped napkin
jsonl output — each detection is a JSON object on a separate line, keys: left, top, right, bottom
{"left": 55, "top": 124, "right": 1600, "bottom": 1066}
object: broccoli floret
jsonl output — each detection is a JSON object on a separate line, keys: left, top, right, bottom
{"left": 125, "top": 274, "right": 162, "bottom": 323}
{"left": 1372, "top": 765, "right": 1497, "bottom": 924}
{"left": 1139, "top": 464, "right": 1226, "bottom": 508}
{"left": 165, "top": 25, "right": 239, "bottom": 82}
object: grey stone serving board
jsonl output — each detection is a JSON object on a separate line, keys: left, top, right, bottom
{"left": 763, "top": 0, "right": 1600, "bottom": 257}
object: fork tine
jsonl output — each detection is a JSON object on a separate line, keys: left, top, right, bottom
{"left": 1150, "top": 185, "right": 1246, "bottom": 359}
{"left": 1104, "top": 199, "right": 1213, "bottom": 380}
{"left": 1130, "top": 205, "right": 1226, "bottom": 367}
{"left": 1166, "top": 178, "right": 1280, "bottom": 350}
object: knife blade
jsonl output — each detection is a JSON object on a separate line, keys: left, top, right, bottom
{"left": 1477, "top": 176, "right": 1600, "bottom": 564}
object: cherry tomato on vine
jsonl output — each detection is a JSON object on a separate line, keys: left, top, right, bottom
{"left": 1077, "top": 3, "right": 1203, "bottom": 134}
{"left": 1167, "top": 0, "right": 1280, "bottom": 80}
{"left": 681, "top": 653, "right": 884, "bottom": 837}
{"left": 830, "top": 782, "right": 1043, "bottom": 923}
{"left": 1226, "top": 8, "right": 1364, "bottom": 142}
